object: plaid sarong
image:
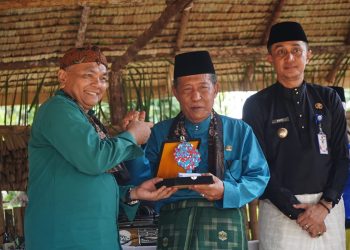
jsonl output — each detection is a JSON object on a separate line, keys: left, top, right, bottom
{"left": 157, "top": 199, "right": 247, "bottom": 250}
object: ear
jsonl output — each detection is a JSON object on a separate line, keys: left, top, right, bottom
{"left": 306, "top": 49, "right": 312, "bottom": 64}
{"left": 266, "top": 54, "right": 273, "bottom": 65}
{"left": 57, "top": 69, "right": 67, "bottom": 89}
{"left": 172, "top": 85, "right": 179, "bottom": 101}
{"left": 213, "top": 82, "right": 219, "bottom": 97}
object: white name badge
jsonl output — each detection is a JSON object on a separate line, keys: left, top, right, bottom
{"left": 318, "top": 132, "right": 328, "bottom": 154}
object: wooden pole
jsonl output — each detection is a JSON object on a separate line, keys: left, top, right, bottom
{"left": 260, "top": 0, "right": 285, "bottom": 45}
{"left": 111, "top": 0, "right": 192, "bottom": 73}
{"left": 248, "top": 199, "right": 259, "bottom": 240}
{"left": 174, "top": 2, "right": 193, "bottom": 53}
{"left": 0, "top": 192, "right": 4, "bottom": 240}
{"left": 13, "top": 207, "right": 25, "bottom": 238}
{"left": 108, "top": 71, "right": 126, "bottom": 126}
{"left": 108, "top": 0, "right": 192, "bottom": 125}
{"left": 75, "top": 5, "right": 91, "bottom": 48}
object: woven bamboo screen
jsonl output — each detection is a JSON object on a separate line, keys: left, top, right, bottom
{"left": 0, "top": 126, "right": 30, "bottom": 191}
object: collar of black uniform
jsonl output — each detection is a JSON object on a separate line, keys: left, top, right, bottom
{"left": 277, "top": 81, "right": 306, "bottom": 99}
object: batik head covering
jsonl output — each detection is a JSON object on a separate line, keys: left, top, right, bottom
{"left": 60, "top": 45, "right": 108, "bottom": 69}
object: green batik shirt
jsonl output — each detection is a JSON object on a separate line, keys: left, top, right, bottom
{"left": 25, "top": 90, "right": 143, "bottom": 250}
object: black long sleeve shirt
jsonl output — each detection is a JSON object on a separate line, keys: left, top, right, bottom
{"left": 243, "top": 82, "right": 349, "bottom": 219}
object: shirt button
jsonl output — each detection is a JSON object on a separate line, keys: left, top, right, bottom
{"left": 297, "top": 101, "right": 300, "bottom": 104}
{"left": 296, "top": 92, "right": 299, "bottom": 95}
{"left": 299, "top": 114, "right": 302, "bottom": 117}
{"left": 302, "top": 126, "right": 305, "bottom": 129}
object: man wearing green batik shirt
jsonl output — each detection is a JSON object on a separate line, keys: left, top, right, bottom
{"left": 25, "top": 45, "right": 177, "bottom": 250}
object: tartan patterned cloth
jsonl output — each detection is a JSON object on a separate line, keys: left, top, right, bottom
{"left": 259, "top": 193, "right": 346, "bottom": 250}
{"left": 157, "top": 199, "right": 247, "bottom": 250}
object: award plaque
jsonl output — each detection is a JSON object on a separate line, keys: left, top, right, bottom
{"left": 155, "top": 137, "right": 214, "bottom": 188}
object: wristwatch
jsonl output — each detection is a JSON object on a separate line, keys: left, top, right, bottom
{"left": 125, "top": 188, "right": 139, "bottom": 206}
{"left": 322, "top": 197, "right": 335, "bottom": 208}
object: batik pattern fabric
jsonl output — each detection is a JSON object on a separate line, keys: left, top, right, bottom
{"left": 157, "top": 199, "right": 247, "bottom": 250}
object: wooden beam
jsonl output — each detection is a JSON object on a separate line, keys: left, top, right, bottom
{"left": 174, "top": 2, "right": 193, "bottom": 53}
{"left": 0, "top": 59, "right": 59, "bottom": 70}
{"left": 0, "top": 0, "right": 143, "bottom": 11}
{"left": 325, "top": 23, "right": 350, "bottom": 83}
{"left": 325, "top": 54, "right": 345, "bottom": 84}
{"left": 110, "top": 0, "right": 193, "bottom": 72}
{"left": 2, "top": 45, "right": 350, "bottom": 71}
{"left": 261, "top": 0, "right": 286, "bottom": 45}
{"left": 75, "top": 5, "right": 91, "bottom": 48}
{"left": 108, "top": 0, "right": 192, "bottom": 125}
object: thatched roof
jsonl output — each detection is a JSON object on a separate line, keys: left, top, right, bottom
{"left": 1, "top": 0, "right": 350, "bottom": 106}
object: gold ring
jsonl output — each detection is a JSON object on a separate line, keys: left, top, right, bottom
{"left": 201, "top": 193, "right": 205, "bottom": 197}
{"left": 304, "top": 224, "right": 309, "bottom": 229}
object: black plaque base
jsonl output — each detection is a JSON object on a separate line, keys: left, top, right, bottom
{"left": 155, "top": 175, "right": 214, "bottom": 189}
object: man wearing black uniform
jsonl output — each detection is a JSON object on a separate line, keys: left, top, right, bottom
{"left": 243, "top": 21, "right": 348, "bottom": 250}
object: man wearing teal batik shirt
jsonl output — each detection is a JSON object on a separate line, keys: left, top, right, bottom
{"left": 126, "top": 51, "right": 270, "bottom": 250}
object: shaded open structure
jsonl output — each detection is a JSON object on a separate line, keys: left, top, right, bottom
{"left": 1, "top": 0, "right": 350, "bottom": 243}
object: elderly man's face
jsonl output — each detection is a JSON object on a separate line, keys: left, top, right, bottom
{"left": 58, "top": 62, "right": 108, "bottom": 111}
{"left": 173, "top": 74, "right": 218, "bottom": 123}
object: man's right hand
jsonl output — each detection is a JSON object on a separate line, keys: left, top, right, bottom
{"left": 122, "top": 110, "right": 146, "bottom": 130}
{"left": 126, "top": 120, "right": 153, "bottom": 145}
{"left": 294, "top": 203, "right": 328, "bottom": 238}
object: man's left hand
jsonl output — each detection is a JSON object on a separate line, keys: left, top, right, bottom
{"left": 188, "top": 173, "right": 224, "bottom": 201}
{"left": 294, "top": 203, "right": 328, "bottom": 237}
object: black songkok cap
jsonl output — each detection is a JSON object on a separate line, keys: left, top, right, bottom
{"left": 174, "top": 51, "right": 215, "bottom": 78}
{"left": 267, "top": 21, "right": 308, "bottom": 49}
{"left": 329, "top": 86, "right": 346, "bottom": 102}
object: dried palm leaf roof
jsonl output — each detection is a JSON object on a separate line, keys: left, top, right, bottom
{"left": 1, "top": 0, "right": 350, "bottom": 190}
{"left": 0, "top": 0, "right": 350, "bottom": 105}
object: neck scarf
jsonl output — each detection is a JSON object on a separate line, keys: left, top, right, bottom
{"left": 167, "top": 110, "right": 225, "bottom": 179}
{"left": 59, "top": 90, "right": 130, "bottom": 184}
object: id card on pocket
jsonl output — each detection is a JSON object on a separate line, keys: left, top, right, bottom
{"left": 318, "top": 132, "right": 328, "bottom": 154}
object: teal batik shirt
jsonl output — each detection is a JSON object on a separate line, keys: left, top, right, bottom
{"left": 126, "top": 114, "right": 270, "bottom": 211}
{"left": 25, "top": 90, "right": 143, "bottom": 250}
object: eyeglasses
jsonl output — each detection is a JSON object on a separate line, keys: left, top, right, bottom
{"left": 272, "top": 47, "right": 305, "bottom": 58}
